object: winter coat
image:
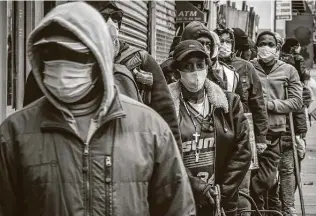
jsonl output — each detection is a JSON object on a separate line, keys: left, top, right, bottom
{"left": 115, "top": 41, "right": 182, "bottom": 151}
{"left": 169, "top": 79, "right": 252, "bottom": 216}
{"left": 0, "top": 3, "right": 195, "bottom": 216}
{"left": 230, "top": 57, "right": 268, "bottom": 144}
{"left": 251, "top": 59, "right": 303, "bottom": 133}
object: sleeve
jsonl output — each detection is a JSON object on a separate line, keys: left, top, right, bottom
{"left": 293, "top": 107, "right": 308, "bottom": 136}
{"left": 148, "top": 129, "right": 196, "bottom": 216}
{"left": 248, "top": 64, "right": 268, "bottom": 144}
{"left": 142, "top": 54, "right": 182, "bottom": 153}
{"left": 234, "top": 76, "right": 249, "bottom": 113}
{"left": 0, "top": 123, "right": 19, "bottom": 216}
{"left": 268, "top": 66, "right": 303, "bottom": 113}
{"left": 296, "top": 55, "right": 310, "bottom": 82}
{"left": 220, "top": 95, "right": 252, "bottom": 210}
{"left": 23, "top": 71, "right": 43, "bottom": 107}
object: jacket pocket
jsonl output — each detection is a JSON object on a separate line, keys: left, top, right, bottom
{"left": 268, "top": 113, "right": 286, "bottom": 132}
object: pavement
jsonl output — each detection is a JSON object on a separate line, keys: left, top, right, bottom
{"left": 295, "top": 66, "right": 316, "bottom": 215}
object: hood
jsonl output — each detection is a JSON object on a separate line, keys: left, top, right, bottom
{"left": 181, "top": 21, "right": 215, "bottom": 57}
{"left": 27, "top": 2, "right": 115, "bottom": 119}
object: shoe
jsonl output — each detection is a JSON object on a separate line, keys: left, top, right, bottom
{"left": 289, "top": 207, "right": 298, "bottom": 216}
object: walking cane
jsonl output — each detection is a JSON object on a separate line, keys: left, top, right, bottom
{"left": 284, "top": 83, "right": 306, "bottom": 216}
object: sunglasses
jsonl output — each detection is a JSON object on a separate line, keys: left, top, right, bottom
{"left": 38, "top": 43, "right": 94, "bottom": 64}
{"left": 102, "top": 11, "right": 123, "bottom": 23}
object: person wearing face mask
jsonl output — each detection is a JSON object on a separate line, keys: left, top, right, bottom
{"left": 0, "top": 3, "right": 196, "bottom": 215}
{"left": 169, "top": 40, "right": 252, "bottom": 216}
{"left": 250, "top": 31, "right": 303, "bottom": 211}
{"left": 214, "top": 28, "right": 268, "bottom": 214}
{"left": 23, "top": 1, "right": 181, "bottom": 153}
{"left": 179, "top": 22, "right": 241, "bottom": 94}
{"left": 274, "top": 37, "right": 309, "bottom": 216}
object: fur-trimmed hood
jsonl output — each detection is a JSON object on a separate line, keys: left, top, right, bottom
{"left": 168, "top": 79, "right": 229, "bottom": 118}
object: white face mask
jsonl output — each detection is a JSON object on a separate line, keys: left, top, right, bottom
{"left": 43, "top": 60, "right": 97, "bottom": 103}
{"left": 107, "top": 18, "right": 120, "bottom": 56}
{"left": 178, "top": 68, "right": 207, "bottom": 92}
{"left": 295, "top": 46, "right": 301, "bottom": 54}
{"left": 218, "top": 43, "right": 232, "bottom": 58}
{"left": 257, "top": 46, "right": 277, "bottom": 63}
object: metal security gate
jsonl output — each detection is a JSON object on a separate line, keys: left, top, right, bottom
{"left": 156, "top": 0, "right": 176, "bottom": 64}
{"left": 116, "top": 1, "right": 148, "bottom": 50}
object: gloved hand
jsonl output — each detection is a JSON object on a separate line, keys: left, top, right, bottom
{"left": 295, "top": 135, "right": 306, "bottom": 159}
{"left": 190, "top": 177, "right": 216, "bottom": 208}
{"left": 257, "top": 143, "right": 267, "bottom": 155}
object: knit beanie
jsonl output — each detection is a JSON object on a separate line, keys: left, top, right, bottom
{"left": 282, "top": 38, "right": 299, "bottom": 53}
{"left": 256, "top": 31, "right": 277, "bottom": 46}
{"left": 232, "top": 28, "right": 249, "bottom": 51}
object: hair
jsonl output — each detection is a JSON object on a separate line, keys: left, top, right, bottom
{"left": 256, "top": 31, "right": 277, "bottom": 46}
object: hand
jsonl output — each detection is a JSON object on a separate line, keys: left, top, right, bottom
{"left": 199, "top": 183, "right": 216, "bottom": 208}
{"left": 295, "top": 135, "right": 306, "bottom": 159}
{"left": 257, "top": 143, "right": 267, "bottom": 155}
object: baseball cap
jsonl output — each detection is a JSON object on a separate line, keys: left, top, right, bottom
{"left": 173, "top": 40, "right": 208, "bottom": 61}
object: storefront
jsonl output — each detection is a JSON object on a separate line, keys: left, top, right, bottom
{"left": 0, "top": 1, "right": 178, "bottom": 122}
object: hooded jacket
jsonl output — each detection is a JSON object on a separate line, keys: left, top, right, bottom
{"left": 215, "top": 27, "right": 268, "bottom": 144}
{"left": 169, "top": 79, "right": 251, "bottom": 216}
{"left": 251, "top": 59, "right": 303, "bottom": 133}
{"left": 0, "top": 2, "right": 195, "bottom": 216}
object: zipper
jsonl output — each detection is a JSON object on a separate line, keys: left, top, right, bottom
{"left": 105, "top": 156, "right": 112, "bottom": 215}
{"left": 83, "top": 142, "right": 90, "bottom": 216}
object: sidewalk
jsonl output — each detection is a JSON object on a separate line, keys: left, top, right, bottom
{"left": 295, "top": 121, "right": 316, "bottom": 215}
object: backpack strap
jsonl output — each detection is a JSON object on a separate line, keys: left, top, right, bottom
{"left": 116, "top": 46, "right": 142, "bottom": 70}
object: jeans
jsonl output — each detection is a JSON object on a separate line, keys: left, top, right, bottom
{"left": 251, "top": 133, "right": 282, "bottom": 211}
{"left": 279, "top": 149, "right": 296, "bottom": 215}
{"left": 238, "top": 170, "right": 251, "bottom": 216}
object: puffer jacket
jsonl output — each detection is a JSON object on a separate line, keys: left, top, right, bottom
{"left": 251, "top": 59, "right": 303, "bottom": 133}
{"left": 169, "top": 80, "right": 252, "bottom": 216}
{"left": 0, "top": 2, "right": 195, "bottom": 216}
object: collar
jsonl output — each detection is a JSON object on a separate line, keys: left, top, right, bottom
{"left": 168, "top": 79, "right": 229, "bottom": 118}
{"left": 40, "top": 89, "right": 126, "bottom": 135}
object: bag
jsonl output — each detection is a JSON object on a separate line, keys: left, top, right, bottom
{"left": 116, "top": 47, "right": 153, "bottom": 105}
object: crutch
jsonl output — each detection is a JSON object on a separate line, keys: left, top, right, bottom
{"left": 284, "top": 83, "right": 306, "bottom": 216}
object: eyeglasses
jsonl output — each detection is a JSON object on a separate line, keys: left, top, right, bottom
{"left": 38, "top": 43, "right": 94, "bottom": 64}
{"left": 102, "top": 11, "right": 123, "bottom": 23}
{"left": 220, "top": 38, "right": 233, "bottom": 44}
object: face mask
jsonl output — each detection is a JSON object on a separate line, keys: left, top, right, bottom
{"left": 178, "top": 69, "right": 207, "bottom": 92}
{"left": 107, "top": 18, "right": 120, "bottom": 56}
{"left": 275, "top": 50, "right": 280, "bottom": 60}
{"left": 218, "top": 43, "right": 232, "bottom": 58}
{"left": 257, "top": 46, "right": 277, "bottom": 63}
{"left": 43, "top": 60, "right": 97, "bottom": 103}
{"left": 295, "top": 46, "right": 301, "bottom": 54}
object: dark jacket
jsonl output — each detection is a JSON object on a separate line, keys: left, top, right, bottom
{"left": 230, "top": 57, "right": 268, "bottom": 144}
{"left": 251, "top": 59, "right": 303, "bottom": 133}
{"left": 169, "top": 80, "right": 252, "bottom": 216}
{"left": 280, "top": 52, "right": 310, "bottom": 83}
{"left": 1, "top": 2, "right": 195, "bottom": 215}
{"left": 23, "top": 34, "right": 181, "bottom": 155}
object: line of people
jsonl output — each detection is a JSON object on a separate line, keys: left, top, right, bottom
{"left": 0, "top": 1, "right": 310, "bottom": 216}
{"left": 162, "top": 20, "right": 309, "bottom": 216}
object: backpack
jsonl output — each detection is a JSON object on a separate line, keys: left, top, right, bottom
{"left": 114, "top": 47, "right": 153, "bottom": 105}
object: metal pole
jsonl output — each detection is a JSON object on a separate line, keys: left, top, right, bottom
{"left": 274, "top": 0, "right": 277, "bottom": 32}
{"left": 15, "top": 1, "right": 24, "bottom": 109}
{"left": 0, "top": 1, "right": 8, "bottom": 123}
